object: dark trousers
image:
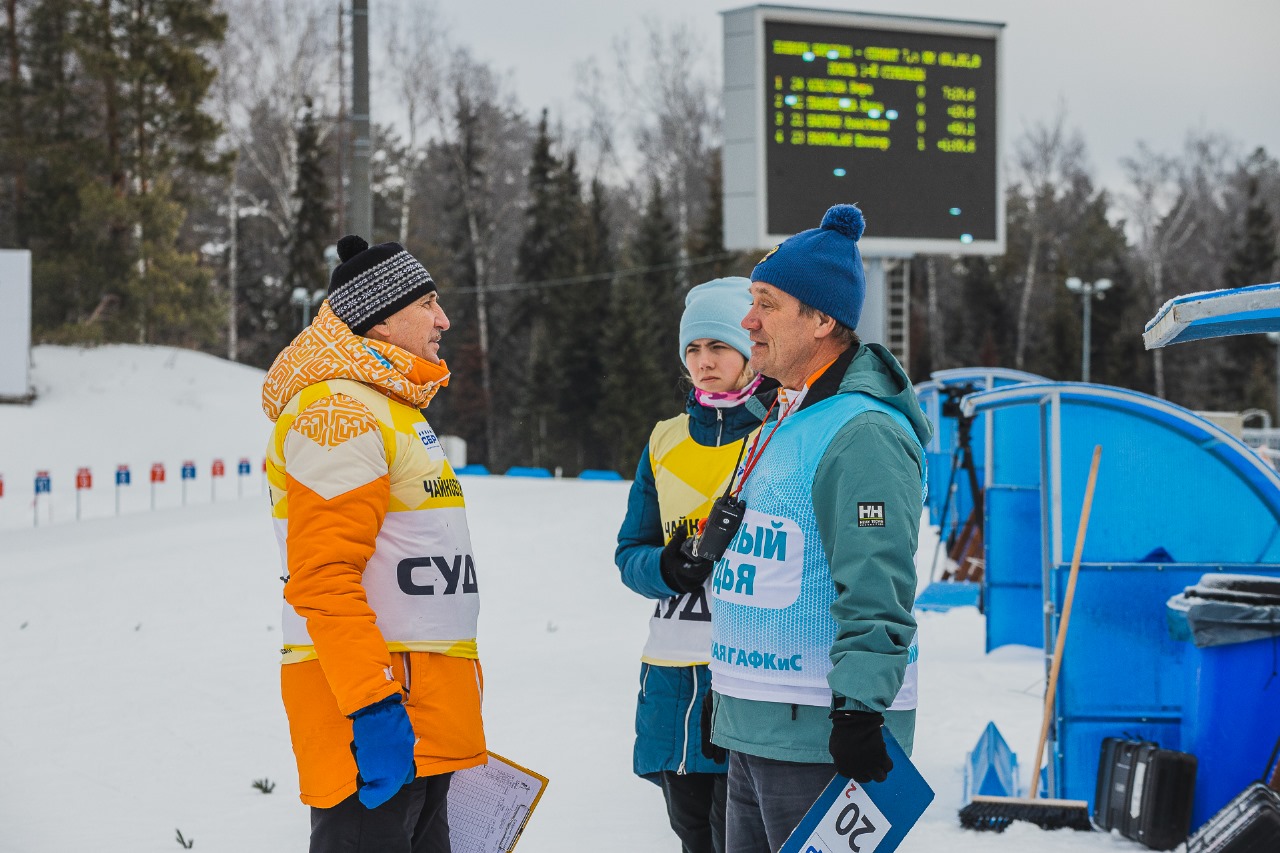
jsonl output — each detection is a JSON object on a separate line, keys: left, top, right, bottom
{"left": 660, "top": 771, "right": 727, "bottom": 853}
{"left": 725, "top": 752, "right": 836, "bottom": 853}
{"left": 310, "top": 773, "right": 453, "bottom": 853}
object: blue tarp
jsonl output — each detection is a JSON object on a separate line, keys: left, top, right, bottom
{"left": 960, "top": 381, "right": 1280, "bottom": 804}
{"left": 1144, "top": 281, "right": 1280, "bottom": 348}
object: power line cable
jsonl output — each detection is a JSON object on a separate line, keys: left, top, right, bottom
{"left": 442, "top": 251, "right": 744, "bottom": 295}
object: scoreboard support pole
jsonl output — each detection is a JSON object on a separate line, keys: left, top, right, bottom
{"left": 861, "top": 257, "right": 887, "bottom": 348}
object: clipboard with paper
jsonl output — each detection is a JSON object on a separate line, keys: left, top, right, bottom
{"left": 779, "top": 729, "right": 934, "bottom": 853}
{"left": 447, "top": 751, "right": 549, "bottom": 853}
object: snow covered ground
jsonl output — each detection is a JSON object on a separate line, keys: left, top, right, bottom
{"left": 0, "top": 345, "right": 1145, "bottom": 852}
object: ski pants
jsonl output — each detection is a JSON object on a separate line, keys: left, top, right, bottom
{"left": 660, "top": 770, "right": 727, "bottom": 853}
{"left": 309, "top": 772, "right": 453, "bottom": 853}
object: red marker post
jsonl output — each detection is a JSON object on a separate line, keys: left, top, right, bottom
{"left": 211, "top": 458, "right": 225, "bottom": 502}
{"left": 150, "top": 462, "right": 165, "bottom": 511}
{"left": 75, "top": 467, "right": 92, "bottom": 521}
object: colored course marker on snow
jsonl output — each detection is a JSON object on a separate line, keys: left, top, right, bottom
{"left": 181, "top": 461, "right": 195, "bottom": 506}
{"left": 75, "top": 467, "right": 92, "bottom": 520}
{"left": 116, "top": 465, "right": 131, "bottom": 516}
{"left": 150, "top": 463, "right": 165, "bottom": 510}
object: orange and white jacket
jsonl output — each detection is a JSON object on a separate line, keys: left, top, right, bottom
{"left": 262, "top": 302, "right": 485, "bottom": 808}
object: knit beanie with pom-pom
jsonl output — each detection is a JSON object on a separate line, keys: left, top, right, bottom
{"left": 750, "top": 204, "right": 867, "bottom": 331}
{"left": 326, "top": 235, "right": 437, "bottom": 335}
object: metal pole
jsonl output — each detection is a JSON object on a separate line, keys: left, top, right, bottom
{"left": 349, "top": 0, "right": 372, "bottom": 238}
{"left": 1081, "top": 289, "right": 1092, "bottom": 384}
{"left": 1274, "top": 339, "right": 1280, "bottom": 425}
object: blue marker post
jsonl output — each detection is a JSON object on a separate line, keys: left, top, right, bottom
{"left": 237, "top": 457, "right": 251, "bottom": 498}
{"left": 115, "top": 465, "right": 131, "bottom": 516}
{"left": 33, "top": 470, "right": 50, "bottom": 527}
{"left": 181, "top": 460, "right": 196, "bottom": 506}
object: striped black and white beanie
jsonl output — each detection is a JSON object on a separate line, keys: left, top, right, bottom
{"left": 327, "top": 235, "right": 436, "bottom": 335}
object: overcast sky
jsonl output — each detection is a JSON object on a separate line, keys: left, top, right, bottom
{"left": 431, "top": 0, "right": 1279, "bottom": 193}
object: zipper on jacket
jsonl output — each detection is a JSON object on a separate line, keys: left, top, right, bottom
{"left": 473, "top": 660, "right": 483, "bottom": 707}
{"left": 641, "top": 664, "right": 651, "bottom": 697}
{"left": 677, "top": 667, "right": 698, "bottom": 775}
{"left": 402, "top": 653, "right": 411, "bottom": 691}
{"left": 716, "top": 409, "right": 724, "bottom": 446}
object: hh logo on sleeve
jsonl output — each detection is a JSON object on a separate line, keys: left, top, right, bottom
{"left": 857, "top": 502, "right": 886, "bottom": 527}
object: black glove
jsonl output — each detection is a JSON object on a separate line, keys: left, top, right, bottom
{"left": 700, "top": 692, "right": 727, "bottom": 764}
{"left": 660, "top": 525, "right": 715, "bottom": 595}
{"left": 829, "top": 710, "right": 892, "bottom": 783}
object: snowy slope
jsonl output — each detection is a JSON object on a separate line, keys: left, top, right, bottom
{"left": 0, "top": 345, "right": 1141, "bottom": 852}
{"left": 0, "top": 345, "right": 270, "bottom": 530}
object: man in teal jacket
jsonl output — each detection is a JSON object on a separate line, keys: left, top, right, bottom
{"left": 705, "top": 204, "right": 933, "bottom": 852}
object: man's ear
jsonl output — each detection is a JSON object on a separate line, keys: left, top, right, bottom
{"left": 363, "top": 321, "right": 391, "bottom": 341}
{"left": 812, "top": 311, "right": 838, "bottom": 340}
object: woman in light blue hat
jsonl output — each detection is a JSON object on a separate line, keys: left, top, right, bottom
{"left": 614, "top": 276, "right": 775, "bottom": 853}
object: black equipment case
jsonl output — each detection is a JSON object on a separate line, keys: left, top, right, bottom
{"left": 1185, "top": 783, "right": 1280, "bottom": 853}
{"left": 1092, "top": 738, "right": 1197, "bottom": 850}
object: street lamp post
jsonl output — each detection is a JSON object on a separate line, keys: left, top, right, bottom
{"left": 290, "top": 286, "right": 326, "bottom": 331}
{"left": 1065, "top": 277, "right": 1113, "bottom": 383}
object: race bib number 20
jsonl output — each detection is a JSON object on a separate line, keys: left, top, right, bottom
{"left": 799, "top": 779, "right": 889, "bottom": 853}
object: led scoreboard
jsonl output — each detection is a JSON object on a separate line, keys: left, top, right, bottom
{"left": 722, "top": 6, "right": 1004, "bottom": 255}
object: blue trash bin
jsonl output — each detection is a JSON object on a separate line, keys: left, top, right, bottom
{"left": 1167, "top": 574, "right": 1280, "bottom": 831}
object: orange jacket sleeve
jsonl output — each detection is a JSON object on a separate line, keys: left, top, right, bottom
{"left": 282, "top": 394, "right": 401, "bottom": 717}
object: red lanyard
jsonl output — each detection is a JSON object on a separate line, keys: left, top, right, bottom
{"left": 732, "top": 392, "right": 798, "bottom": 497}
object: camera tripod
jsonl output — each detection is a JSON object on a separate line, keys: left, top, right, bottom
{"left": 929, "top": 386, "right": 985, "bottom": 583}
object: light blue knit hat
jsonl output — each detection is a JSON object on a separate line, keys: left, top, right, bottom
{"left": 679, "top": 276, "right": 753, "bottom": 364}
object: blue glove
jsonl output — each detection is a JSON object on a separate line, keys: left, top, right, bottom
{"left": 349, "top": 694, "right": 416, "bottom": 809}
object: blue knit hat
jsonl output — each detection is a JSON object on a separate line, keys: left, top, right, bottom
{"left": 679, "top": 276, "right": 753, "bottom": 364}
{"left": 750, "top": 204, "right": 866, "bottom": 330}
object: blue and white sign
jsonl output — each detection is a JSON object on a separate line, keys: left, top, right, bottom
{"left": 34, "top": 472, "right": 50, "bottom": 494}
{"left": 181, "top": 462, "right": 196, "bottom": 480}
{"left": 237, "top": 458, "right": 251, "bottom": 476}
{"left": 116, "top": 466, "right": 131, "bottom": 486}
{"left": 780, "top": 730, "right": 934, "bottom": 853}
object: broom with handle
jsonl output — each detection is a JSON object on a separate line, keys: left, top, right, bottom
{"left": 959, "top": 444, "right": 1102, "bottom": 832}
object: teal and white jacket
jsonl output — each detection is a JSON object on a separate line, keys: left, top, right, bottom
{"left": 709, "top": 343, "right": 932, "bottom": 763}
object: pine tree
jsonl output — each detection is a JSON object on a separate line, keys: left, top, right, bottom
{"left": 283, "top": 97, "right": 332, "bottom": 328}
{"left": 17, "top": 0, "right": 228, "bottom": 344}
{"left": 1220, "top": 161, "right": 1279, "bottom": 412}
{"left": 600, "top": 177, "right": 682, "bottom": 472}
{"left": 514, "top": 111, "right": 587, "bottom": 469}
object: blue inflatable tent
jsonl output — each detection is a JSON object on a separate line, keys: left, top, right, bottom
{"left": 961, "top": 381, "right": 1280, "bottom": 804}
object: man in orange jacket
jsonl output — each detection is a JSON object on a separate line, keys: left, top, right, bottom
{"left": 263, "top": 235, "right": 486, "bottom": 853}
